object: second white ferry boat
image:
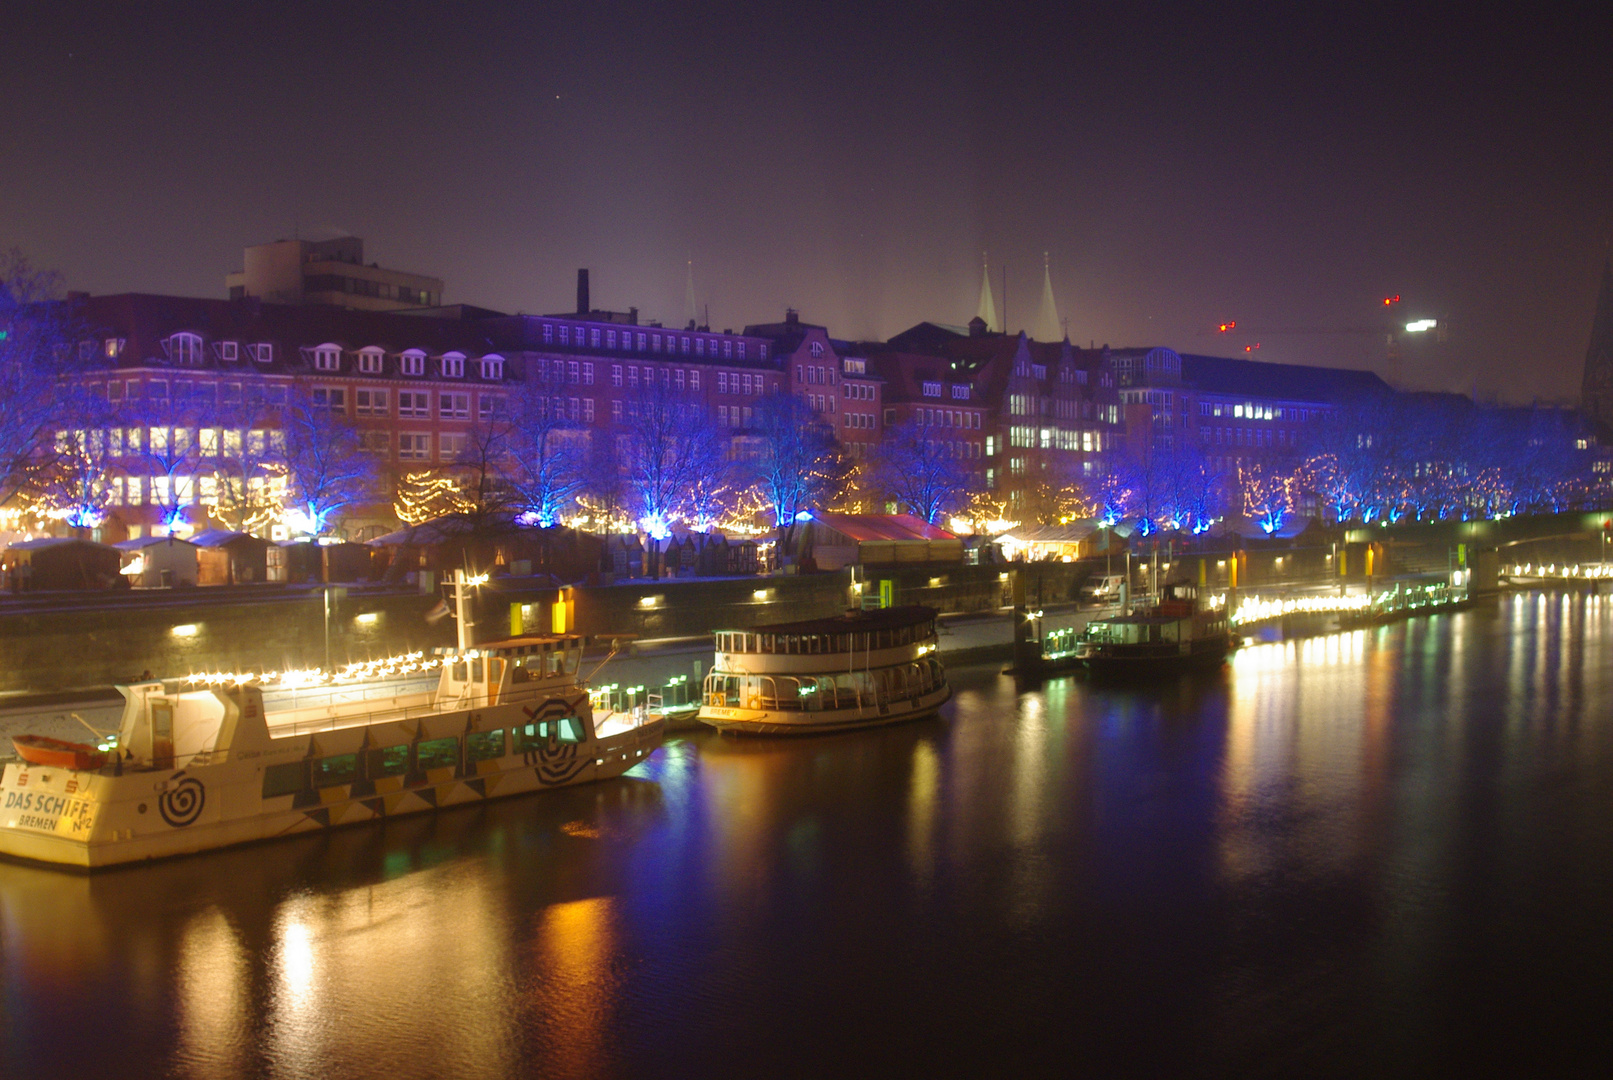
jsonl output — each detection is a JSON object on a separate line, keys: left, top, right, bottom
{"left": 697, "top": 606, "right": 951, "bottom": 735}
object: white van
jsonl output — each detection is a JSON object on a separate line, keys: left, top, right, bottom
{"left": 1078, "top": 574, "right": 1125, "bottom": 605}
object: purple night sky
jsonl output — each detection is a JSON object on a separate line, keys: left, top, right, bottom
{"left": 3, "top": 2, "right": 1611, "bottom": 402}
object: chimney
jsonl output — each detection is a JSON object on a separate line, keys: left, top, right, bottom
{"left": 576, "top": 269, "right": 590, "bottom": 316}
{"left": 629, "top": 306, "right": 638, "bottom": 326}
{"left": 785, "top": 308, "right": 799, "bottom": 326}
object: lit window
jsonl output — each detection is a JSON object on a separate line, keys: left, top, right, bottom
{"left": 590, "top": 329, "right": 601, "bottom": 347}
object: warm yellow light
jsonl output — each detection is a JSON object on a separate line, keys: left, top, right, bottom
{"left": 171, "top": 623, "right": 200, "bottom": 637}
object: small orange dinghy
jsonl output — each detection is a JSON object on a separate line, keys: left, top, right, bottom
{"left": 11, "top": 735, "right": 106, "bottom": 771}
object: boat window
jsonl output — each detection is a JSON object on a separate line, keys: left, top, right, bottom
{"left": 261, "top": 761, "right": 306, "bottom": 798}
{"left": 450, "top": 661, "right": 468, "bottom": 682}
{"left": 470, "top": 658, "right": 485, "bottom": 683}
{"left": 367, "top": 744, "right": 409, "bottom": 778}
{"left": 511, "top": 659, "right": 532, "bottom": 684}
{"left": 416, "top": 736, "right": 459, "bottom": 772}
{"left": 513, "top": 723, "right": 547, "bottom": 753}
{"left": 467, "top": 730, "right": 505, "bottom": 762}
{"left": 556, "top": 717, "right": 581, "bottom": 743}
{"left": 315, "top": 754, "right": 358, "bottom": 787}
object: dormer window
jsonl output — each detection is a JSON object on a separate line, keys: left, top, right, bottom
{"left": 809, "top": 341, "right": 825, "bottom": 358}
{"left": 253, "top": 343, "right": 274, "bottom": 363}
{"left": 169, "top": 332, "right": 203, "bottom": 365}
{"left": 400, "top": 349, "right": 426, "bottom": 377}
{"left": 313, "top": 344, "right": 342, "bottom": 372}
{"left": 480, "top": 355, "right": 505, "bottom": 380}
{"left": 922, "top": 381, "right": 942, "bottom": 398}
{"left": 218, "top": 341, "right": 238, "bottom": 362}
{"left": 358, "top": 347, "right": 385, "bottom": 374}
{"left": 441, "top": 352, "right": 466, "bottom": 378}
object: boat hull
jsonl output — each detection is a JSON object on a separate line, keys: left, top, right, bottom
{"left": 698, "top": 685, "right": 951, "bottom": 736}
{"left": 0, "top": 717, "right": 664, "bottom": 870}
{"left": 1077, "top": 636, "right": 1233, "bottom": 678}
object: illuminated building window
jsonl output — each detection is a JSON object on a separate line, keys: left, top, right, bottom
{"left": 652, "top": 334, "right": 662, "bottom": 352}
{"left": 542, "top": 324, "right": 553, "bottom": 344}
{"left": 358, "top": 348, "right": 384, "bottom": 374}
{"left": 637, "top": 332, "right": 647, "bottom": 350}
{"left": 723, "top": 340, "right": 733, "bottom": 358}
{"left": 168, "top": 332, "right": 202, "bottom": 365}
{"left": 480, "top": 356, "right": 504, "bottom": 380}
{"left": 681, "top": 337, "right": 690, "bottom": 354}
{"left": 559, "top": 326, "right": 570, "bottom": 345}
{"left": 607, "top": 330, "right": 617, "bottom": 349}
{"left": 589, "top": 329, "right": 600, "bottom": 347}
{"left": 675, "top": 369, "right": 686, "bottom": 391}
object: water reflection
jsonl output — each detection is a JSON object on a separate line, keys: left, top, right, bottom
{"left": 4, "top": 595, "right": 1613, "bottom": 1077}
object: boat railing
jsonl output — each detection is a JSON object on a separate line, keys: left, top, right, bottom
{"left": 264, "top": 680, "right": 589, "bottom": 738}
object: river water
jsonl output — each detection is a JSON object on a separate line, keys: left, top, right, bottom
{"left": 3, "top": 591, "right": 1612, "bottom": 1078}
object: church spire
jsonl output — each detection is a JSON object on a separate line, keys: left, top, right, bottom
{"left": 1581, "top": 257, "right": 1613, "bottom": 432}
{"left": 976, "top": 252, "right": 998, "bottom": 332}
{"left": 1033, "top": 251, "right": 1062, "bottom": 342}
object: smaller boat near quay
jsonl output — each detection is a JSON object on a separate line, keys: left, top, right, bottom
{"left": 697, "top": 606, "right": 951, "bottom": 735}
{"left": 1075, "top": 581, "right": 1235, "bottom": 676}
{"left": 0, "top": 575, "right": 664, "bottom": 869}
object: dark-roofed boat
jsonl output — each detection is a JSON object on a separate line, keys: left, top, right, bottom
{"left": 698, "top": 606, "right": 951, "bottom": 735}
{"left": 1074, "top": 582, "right": 1235, "bottom": 677}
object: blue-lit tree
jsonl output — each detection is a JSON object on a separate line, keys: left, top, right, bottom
{"left": 746, "top": 391, "right": 847, "bottom": 528}
{"left": 0, "top": 251, "right": 85, "bottom": 511}
{"left": 505, "top": 375, "right": 588, "bottom": 527}
{"left": 275, "top": 387, "right": 377, "bottom": 536}
{"left": 870, "top": 417, "right": 984, "bottom": 524}
{"left": 615, "top": 384, "right": 728, "bottom": 561}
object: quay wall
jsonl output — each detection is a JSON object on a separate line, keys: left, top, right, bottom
{"left": 0, "top": 565, "right": 1042, "bottom": 694}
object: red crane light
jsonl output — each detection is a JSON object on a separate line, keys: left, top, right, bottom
{"left": 1218, "top": 321, "right": 1236, "bottom": 333}
{"left": 1383, "top": 294, "right": 1401, "bottom": 306}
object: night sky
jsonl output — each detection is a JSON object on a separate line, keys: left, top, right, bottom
{"left": 4, "top": 3, "right": 1611, "bottom": 403}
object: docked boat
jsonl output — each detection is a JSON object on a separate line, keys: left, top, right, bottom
{"left": 697, "top": 605, "right": 951, "bottom": 735}
{"left": 1074, "top": 582, "right": 1235, "bottom": 676}
{"left": 0, "top": 581, "right": 663, "bottom": 869}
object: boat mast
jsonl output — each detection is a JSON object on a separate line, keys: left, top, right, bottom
{"left": 453, "top": 569, "right": 487, "bottom": 651}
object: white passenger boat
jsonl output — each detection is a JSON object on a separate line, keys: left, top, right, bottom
{"left": 0, "top": 581, "right": 663, "bottom": 869}
{"left": 697, "top": 606, "right": 951, "bottom": 735}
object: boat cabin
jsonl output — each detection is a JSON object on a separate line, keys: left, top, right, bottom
{"left": 432, "top": 634, "right": 586, "bottom": 707}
